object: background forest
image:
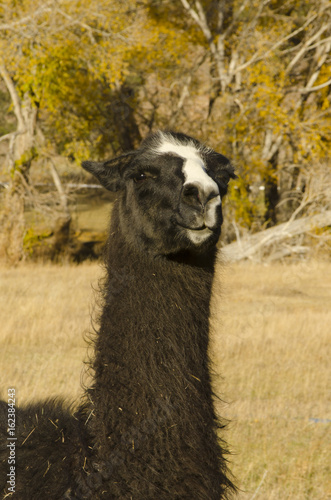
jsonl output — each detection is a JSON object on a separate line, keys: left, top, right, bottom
{"left": 0, "top": 0, "right": 331, "bottom": 263}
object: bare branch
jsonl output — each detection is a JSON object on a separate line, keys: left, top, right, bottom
{"left": 222, "top": 211, "right": 331, "bottom": 262}
{"left": 222, "top": 0, "right": 255, "bottom": 39}
{"left": 0, "top": 2, "right": 128, "bottom": 42}
{"left": 262, "top": 131, "right": 282, "bottom": 161}
{"left": 0, "top": 63, "right": 25, "bottom": 132}
{"left": 234, "top": 11, "right": 322, "bottom": 75}
{"left": 0, "top": 2, "right": 53, "bottom": 32}
{"left": 0, "top": 132, "right": 16, "bottom": 143}
{"left": 286, "top": 24, "right": 330, "bottom": 74}
{"left": 232, "top": 0, "right": 270, "bottom": 47}
{"left": 300, "top": 78, "right": 331, "bottom": 93}
{"left": 303, "top": 35, "right": 331, "bottom": 52}
{"left": 48, "top": 158, "right": 70, "bottom": 214}
{"left": 304, "top": 41, "right": 331, "bottom": 90}
{"left": 55, "top": 8, "right": 128, "bottom": 42}
{"left": 179, "top": 0, "right": 227, "bottom": 89}
{"left": 168, "top": 53, "right": 207, "bottom": 127}
{"left": 179, "top": 0, "right": 205, "bottom": 33}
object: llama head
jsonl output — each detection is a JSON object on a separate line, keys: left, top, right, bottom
{"left": 82, "top": 131, "right": 236, "bottom": 256}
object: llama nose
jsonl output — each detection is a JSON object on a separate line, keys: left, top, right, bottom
{"left": 182, "top": 183, "right": 219, "bottom": 209}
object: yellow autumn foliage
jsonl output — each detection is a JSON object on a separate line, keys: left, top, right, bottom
{"left": 1, "top": 0, "right": 330, "bottom": 229}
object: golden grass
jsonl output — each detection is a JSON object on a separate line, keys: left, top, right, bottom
{"left": 0, "top": 259, "right": 330, "bottom": 498}
{"left": 211, "top": 259, "right": 331, "bottom": 499}
{"left": 0, "top": 263, "right": 99, "bottom": 403}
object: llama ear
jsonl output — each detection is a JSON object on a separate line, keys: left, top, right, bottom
{"left": 82, "top": 152, "right": 136, "bottom": 192}
{"left": 208, "top": 153, "right": 237, "bottom": 195}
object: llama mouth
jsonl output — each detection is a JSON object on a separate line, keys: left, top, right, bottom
{"left": 189, "top": 227, "right": 212, "bottom": 234}
{"left": 177, "top": 223, "right": 214, "bottom": 232}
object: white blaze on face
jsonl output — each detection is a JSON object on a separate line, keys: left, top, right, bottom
{"left": 156, "top": 136, "right": 221, "bottom": 245}
{"left": 157, "top": 140, "right": 219, "bottom": 198}
{"left": 204, "top": 195, "right": 221, "bottom": 228}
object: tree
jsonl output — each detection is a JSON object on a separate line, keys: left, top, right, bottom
{"left": 1, "top": 0, "right": 330, "bottom": 262}
{"left": 0, "top": 0, "right": 196, "bottom": 261}
{"left": 151, "top": 0, "right": 331, "bottom": 228}
{"left": 0, "top": 1, "right": 137, "bottom": 261}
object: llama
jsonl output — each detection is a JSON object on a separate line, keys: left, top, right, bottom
{"left": 0, "top": 130, "right": 237, "bottom": 499}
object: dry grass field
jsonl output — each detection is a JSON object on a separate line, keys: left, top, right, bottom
{"left": 0, "top": 259, "right": 330, "bottom": 499}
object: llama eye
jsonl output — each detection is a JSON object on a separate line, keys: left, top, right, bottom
{"left": 133, "top": 173, "right": 148, "bottom": 183}
{"left": 133, "top": 172, "right": 158, "bottom": 183}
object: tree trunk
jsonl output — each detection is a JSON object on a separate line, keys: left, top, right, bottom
{"left": 264, "top": 176, "right": 280, "bottom": 227}
{"left": 112, "top": 84, "right": 142, "bottom": 151}
{"left": 48, "top": 159, "right": 72, "bottom": 259}
{"left": 0, "top": 175, "right": 25, "bottom": 265}
{"left": 0, "top": 64, "right": 38, "bottom": 264}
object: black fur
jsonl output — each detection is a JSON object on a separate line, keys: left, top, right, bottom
{"left": 0, "top": 131, "right": 236, "bottom": 499}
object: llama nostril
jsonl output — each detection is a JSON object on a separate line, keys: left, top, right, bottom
{"left": 182, "top": 184, "right": 202, "bottom": 206}
{"left": 182, "top": 184, "right": 220, "bottom": 208}
{"left": 182, "top": 184, "right": 205, "bottom": 210}
{"left": 206, "top": 191, "right": 220, "bottom": 203}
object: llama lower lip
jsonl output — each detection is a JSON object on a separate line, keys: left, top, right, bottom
{"left": 177, "top": 223, "right": 212, "bottom": 232}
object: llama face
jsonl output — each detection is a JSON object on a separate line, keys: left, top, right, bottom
{"left": 82, "top": 131, "right": 236, "bottom": 255}
{"left": 155, "top": 138, "right": 222, "bottom": 247}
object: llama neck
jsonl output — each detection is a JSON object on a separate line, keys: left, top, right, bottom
{"left": 87, "top": 215, "right": 218, "bottom": 416}
{"left": 82, "top": 221, "right": 226, "bottom": 497}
